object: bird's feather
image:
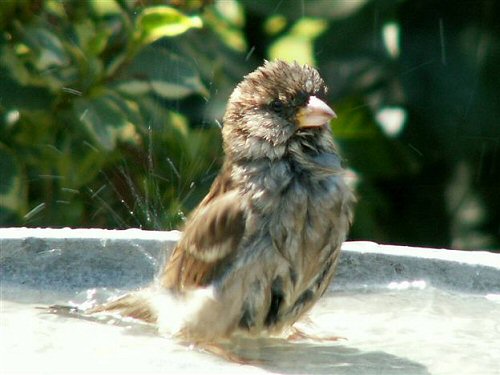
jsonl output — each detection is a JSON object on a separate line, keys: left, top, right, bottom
{"left": 161, "top": 169, "right": 246, "bottom": 291}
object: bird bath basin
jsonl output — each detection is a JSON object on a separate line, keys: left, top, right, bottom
{"left": 1, "top": 228, "right": 499, "bottom": 375}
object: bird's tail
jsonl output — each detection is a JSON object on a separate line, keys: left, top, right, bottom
{"left": 86, "top": 291, "right": 159, "bottom": 323}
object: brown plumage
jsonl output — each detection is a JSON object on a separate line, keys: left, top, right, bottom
{"left": 89, "top": 60, "right": 354, "bottom": 345}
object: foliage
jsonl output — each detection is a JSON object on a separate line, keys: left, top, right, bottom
{"left": 0, "top": 0, "right": 219, "bottom": 229}
{"left": 1, "top": 0, "right": 499, "bottom": 250}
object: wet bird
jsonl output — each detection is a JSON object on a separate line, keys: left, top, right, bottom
{"left": 88, "top": 60, "right": 354, "bottom": 356}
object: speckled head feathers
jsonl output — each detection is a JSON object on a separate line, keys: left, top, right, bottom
{"left": 234, "top": 60, "right": 327, "bottom": 106}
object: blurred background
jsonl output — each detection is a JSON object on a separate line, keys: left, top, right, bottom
{"left": 1, "top": 0, "right": 498, "bottom": 251}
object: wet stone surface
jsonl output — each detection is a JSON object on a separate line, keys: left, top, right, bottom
{"left": 1, "top": 228, "right": 499, "bottom": 374}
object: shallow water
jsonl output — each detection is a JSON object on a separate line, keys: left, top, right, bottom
{"left": 1, "top": 285, "right": 499, "bottom": 375}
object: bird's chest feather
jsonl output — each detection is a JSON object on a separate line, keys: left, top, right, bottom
{"left": 229, "top": 159, "right": 346, "bottom": 316}
{"left": 213, "top": 150, "right": 352, "bottom": 337}
{"left": 243, "top": 157, "right": 346, "bottom": 261}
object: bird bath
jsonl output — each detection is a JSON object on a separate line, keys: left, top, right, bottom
{"left": 1, "top": 228, "right": 499, "bottom": 375}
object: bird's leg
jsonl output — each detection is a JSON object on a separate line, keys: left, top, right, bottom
{"left": 286, "top": 326, "right": 346, "bottom": 342}
{"left": 186, "top": 341, "right": 258, "bottom": 365}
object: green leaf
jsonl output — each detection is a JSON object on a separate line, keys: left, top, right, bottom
{"left": 89, "top": 0, "right": 123, "bottom": 17}
{"left": 0, "top": 45, "right": 31, "bottom": 85}
{"left": 74, "top": 92, "right": 139, "bottom": 151}
{"left": 0, "top": 67, "right": 53, "bottom": 110}
{"left": 0, "top": 143, "right": 27, "bottom": 221}
{"left": 73, "top": 19, "right": 106, "bottom": 57}
{"left": 22, "top": 26, "right": 70, "bottom": 70}
{"left": 135, "top": 6, "right": 203, "bottom": 46}
{"left": 114, "top": 47, "right": 208, "bottom": 99}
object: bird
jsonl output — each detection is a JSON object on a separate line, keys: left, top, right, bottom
{"left": 87, "top": 60, "right": 355, "bottom": 358}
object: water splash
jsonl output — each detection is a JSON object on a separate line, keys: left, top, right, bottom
{"left": 439, "top": 18, "right": 447, "bottom": 66}
{"left": 24, "top": 203, "right": 46, "bottom": 221}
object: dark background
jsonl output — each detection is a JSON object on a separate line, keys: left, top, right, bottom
{"left": 1, "top": 0, "right": 499, "bottom": 251}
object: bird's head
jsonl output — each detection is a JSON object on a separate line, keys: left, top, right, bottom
{"left": 222, "top": 60, "right": 336, "bottom": 161}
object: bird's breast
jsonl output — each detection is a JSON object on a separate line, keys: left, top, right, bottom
{"left": 211, "top": 156, "right": 353, "bottom": 337}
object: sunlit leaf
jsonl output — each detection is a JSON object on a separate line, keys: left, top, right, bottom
{"left": 115, "top": 47, "right": 208, "bottom": 99}
{"left": 269, "top": 18, "right": 327, "bottom": 65}
{"left": 114, "top": 80, "right": 150, "bottom": 96}
{"left": 135, "top": 6, "right": 203, "bottom": 46}
{"left": 22, "top": 26, "right": 70, "bottom": 70}
{"left": 73, "top": 19, "right": 107, "bottom": 57}
{"left": 204, "top": 4, "right": 246, "bottom": 52}
{"left": 89, "top": 0, "right": 122, "bottom": 16}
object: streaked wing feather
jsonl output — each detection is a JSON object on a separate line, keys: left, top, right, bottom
{"left": 161, "top": 173, "right": 246, "bottom": 291}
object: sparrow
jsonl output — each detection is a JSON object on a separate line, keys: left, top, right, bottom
{"left": 88, "top": 60, "right": 354, "bottom": 354}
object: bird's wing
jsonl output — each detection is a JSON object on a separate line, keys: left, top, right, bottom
{"left": 161, "top": 173, "right": 246, "bottom": 291}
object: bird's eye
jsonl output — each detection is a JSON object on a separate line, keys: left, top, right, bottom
{"left": 270, "top": 99, "right": 284, "bottom": 113}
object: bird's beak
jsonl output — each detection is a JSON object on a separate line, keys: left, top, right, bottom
{"left": 297, "top": 96, "right": 337, "bottom": 128}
